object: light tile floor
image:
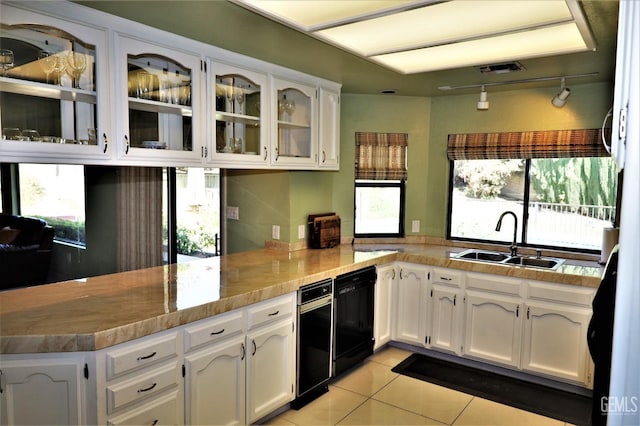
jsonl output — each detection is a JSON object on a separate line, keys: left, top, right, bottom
{"left": 264, "top": 346, "right": 574, "bottom": 426}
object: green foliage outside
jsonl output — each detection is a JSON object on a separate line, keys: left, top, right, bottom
{"left": 454, "top": 160, "right": 523, "bottom": 199}
{"left": 176, "top": 226, "right": 217, "bottom": 256}
{"left": 530, "top": 158, "right": 618, "bottom": 207}
{"left": 454, "top": 157, "right": 618, "bottom": 208}
{"left": 32, "top": 215, "right": 85, "bottom": 244}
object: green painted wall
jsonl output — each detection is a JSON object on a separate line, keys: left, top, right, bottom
{"left": 225, "top": 82, "right": 613, "bottom": 253}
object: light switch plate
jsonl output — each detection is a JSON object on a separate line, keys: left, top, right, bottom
{"left": 412, "top": 220, "right": 420, "bottom": 233}
{"left": 298, "top": 224, "right": 305, "bottom": 239}
{"left": 272, "top": 225, "right": 280, "bottom": 240}
{"left": 226, "top": 206, "right": 239, "bottom": 220}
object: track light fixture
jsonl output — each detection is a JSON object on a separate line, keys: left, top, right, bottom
{"left": 477, "top": 86, "right": 489, "bottom": 110}
{"left": 551, "top": 77, "right": 571, "bottom": 107}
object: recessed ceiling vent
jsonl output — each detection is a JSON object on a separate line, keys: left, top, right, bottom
{"left": 479, "top": 62, "right": 526, "bottom": 75}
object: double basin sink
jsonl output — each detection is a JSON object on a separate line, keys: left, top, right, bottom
{"left": 454, "top": 249, "right": 564, "bottom": 271}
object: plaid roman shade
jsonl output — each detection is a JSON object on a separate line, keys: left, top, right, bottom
{"left": 447, "top": 128, "right": 610, "bottom": 160}
{"left": 355, "top": 132, "right": 408, "bottom": 180}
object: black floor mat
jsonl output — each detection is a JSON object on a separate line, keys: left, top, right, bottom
{"left": 392, "top": 353, "right": 592, "bottom": 425}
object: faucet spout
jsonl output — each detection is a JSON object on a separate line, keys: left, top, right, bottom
{"left": 496, "top": 211, "right": 518, "bottom": 256}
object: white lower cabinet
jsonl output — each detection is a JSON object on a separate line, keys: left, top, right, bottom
{"left": 184, "top": 334, "right": 246, "bottom": 425}
{"left": 0, "top": 353, "right": 86, "bottom": 426}
{"left": 246, "top": 319, "right": 295, "bottom": 424}
{"left": 394, "top": 263, "right": 429, "bottom": 345}
{"left": 427, "top": 268, "right": 464, "bottom": 355}
{"left": 522, "top": 280, "right": 595, "bottom": 386}
{"left": 374, "top": 264, "right": 396, "bottom": 351}
{"left": 463, "top": 291, "right": 523, "bottom": 368}
{"left": 183, "top": 293, "right": 295, "bottom": 426}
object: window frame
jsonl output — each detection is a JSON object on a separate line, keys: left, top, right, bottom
{"left": 354, "top": 179, "right": 406, "bottom": 238}
{"left": 446, "top": 158, "right": 617, "bottom": 254}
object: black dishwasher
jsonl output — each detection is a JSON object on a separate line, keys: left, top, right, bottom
{"left": 333, "top": 265, "right": 376, "bottom": 377}
{"left": 292, "top": 278, "right": 333, "bottom": 409}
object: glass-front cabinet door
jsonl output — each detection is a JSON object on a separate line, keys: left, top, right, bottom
{"left": 209, "top": 61, "right": 268, "bottom": 166}
{"left": 114, "top": 34, "right": 203, "bottom": 165}
{"left": 271, "top": 77, "right": 317, "bottom": 168}
{"left": 0, "top": 4, "right": 110, "bottom": 163}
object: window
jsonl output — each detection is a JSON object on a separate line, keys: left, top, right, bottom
{"left": 355, "top": 180, "right": 405, "bottom": 236}
{"left": 448, "top": 129, "right": 618, "bottom": 252}
{"left": 354, "top": 132, "right": 407, "bottom": 238}
{"left": 18, "top": 164, "right": 85, "bottom": 245}
{"left": 171, "top": 167, "right": 221, "bottom": 261}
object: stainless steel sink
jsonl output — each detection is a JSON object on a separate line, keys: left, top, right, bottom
{"left": 503, "top": 256, "right": 564, "bottom": 270}
{"left": 455, "top": 249, "right": 510, "bottom": 262}
{"left": 454, "top": 249, "right": 564, "bottom": 270}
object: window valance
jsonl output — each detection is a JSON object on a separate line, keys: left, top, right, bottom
{"left": 355, "top": 132, "right": 408, "bottom": 180}
{"left": 447, "top": 128, "right": 610, "bottom": 160}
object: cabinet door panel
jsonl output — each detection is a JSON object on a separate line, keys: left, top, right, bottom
{"left": 463, "top": 292, "right": 522, "bottom": 367}
{"left": 246, "top": 320, "right": 294, "bottom": 423}
{"left": 429, "top": 285, "right": 461, "bottom": 354}
{"left": 0, "top": 359, "right": 83, "bottom": 425}
{"left": 184, "top": 335, "right": 246, "bottom": 425}
{"left": 318, "top": 87, "right": 339, "bottom": 169}
{"left": 522, "top": 302, "right": 591, "bottom": 383}
{"left": 394, "top": 265, "right": 428, "bottom": 345}
{"left": 374, "top": 264, "right": 395, "bottom": 350}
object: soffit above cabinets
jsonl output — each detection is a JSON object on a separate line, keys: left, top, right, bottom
{"left": 232, "top": 0, "right": 596, "bottom": 75}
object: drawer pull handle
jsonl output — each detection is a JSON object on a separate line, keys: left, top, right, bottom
{"left": 210, "top": 329, "right": 225, "bottom": 336}
{"left": 241, "top": 343, "right": 246, "bottom": 360}
{"left": 151, "top": 420, "right": 158, "bottom": 426}
{"left": 441, "top": 277, "right": 452, "bottom": 281}
{"left": 137, "top": 351, "right": 157, "bottom": 361}
{"left": 252, "top": 340, "right": 257, "bottom": 356}
{"left": 137, "top": 382, "right": 157, "bottom": 393}
{"left": 268, "top": 310, "right": 280, "bottom": 317}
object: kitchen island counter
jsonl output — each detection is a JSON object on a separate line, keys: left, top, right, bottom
{"left": 0, "top": 244, "right": 601, "bottom": 354}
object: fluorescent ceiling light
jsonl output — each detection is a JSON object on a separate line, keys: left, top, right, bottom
{"left": 233, "top": 0, "right": 596, "bottom": 75}
{"left": 372, "top": 23, "right": 588, "bottom": 74}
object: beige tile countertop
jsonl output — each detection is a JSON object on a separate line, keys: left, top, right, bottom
{"left": 0, "top": 244, "right": 602, "bottom": 354}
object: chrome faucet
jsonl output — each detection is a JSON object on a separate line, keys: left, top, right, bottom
{"left": 495, "top": 211, "right": 518, "bottom": 257}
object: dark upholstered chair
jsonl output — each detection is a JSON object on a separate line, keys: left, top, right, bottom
{"left": 0, "top": 214, "right": 54, "bottom": 290}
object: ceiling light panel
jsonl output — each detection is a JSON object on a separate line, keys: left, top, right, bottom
{"left": 236, "top": 0, "right": 418, "bottom": 30}
{"left": 316, "top": 1, "right": 575, "bottom": 56}
{"left": 371, "top": 23, "right": 588, "bottom": 74}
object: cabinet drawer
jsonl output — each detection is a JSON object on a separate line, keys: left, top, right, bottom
{"left": 247, "top": 293, "right": 294, "bottom": 330}
{"left": 107, "top": 391, "right": 180, "bottom": 425}
{"left": 432, "top": 267, "right": 463, "bottom": 286}
{"left": 107, "top": 362, "right": 180, "bottom": 413}
{"left": 466, "top": 272, "right": 523, "bottom": 297}
{"left": 527, "top": 280, "right": 595, "bottom": 307}
{"left": 105, "top": 332, "right": 178, "bottom": 379}
{"left": 183, "top": 309, "right": 245, "bottom": 352}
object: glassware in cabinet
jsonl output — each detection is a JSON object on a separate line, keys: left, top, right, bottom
{"left": 115, "top": 34, "right": 203, "bottom": 164}
{"left": 210, "top": 61, "right": 268, "bottom": 165}
{"left": 272, "top": 78, "right": 316, "bottom": 167}
{"left": 0, "top": 4, "right": 110, "bottom": 162}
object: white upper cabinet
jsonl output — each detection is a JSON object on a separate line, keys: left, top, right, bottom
{"left": 1, "top": 1, "right": 340, "bottom": 170}
{"left": 318, "top": 86, "right": 340, "bottom": 170}
{"left": 0, "top": 2, "right": 111, "bottom": 164}
{"left": 113, "top": 33, "right": 204, "bottom": 166}
{"left": 270, "top": 76, "right": 317, "bottom": 169}
{"left": 208, "top": 60, "right": 269, "bottom": 167}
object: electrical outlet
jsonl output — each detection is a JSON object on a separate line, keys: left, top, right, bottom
{"left": 412, "top": 220, "right": 420, "bottom": 233}
{"left": 225, "top": 206, "right": 239, "bottom": 220}
{"left": 298, "top": 224, "right": 305, "bottom": 239}
{"left": 272, "top": 225, "right": 280, "bottom": 240}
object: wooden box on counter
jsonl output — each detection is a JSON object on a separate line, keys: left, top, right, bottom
{"left": 308, "top": 213, "right": 341, "bottom": 249}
